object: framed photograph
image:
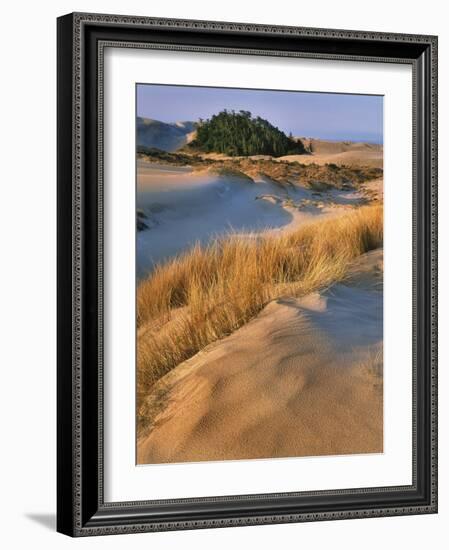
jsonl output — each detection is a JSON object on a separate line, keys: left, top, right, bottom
{"left": 57, "top": 12, "right": 438, "bottom": 536}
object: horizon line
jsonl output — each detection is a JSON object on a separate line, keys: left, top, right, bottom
{"left": 136, "top": 114, "right": 383, "bottom": 145}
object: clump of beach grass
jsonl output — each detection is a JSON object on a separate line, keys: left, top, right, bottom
{"left": 137, "top": 205, "right": 383, "bottom": 397}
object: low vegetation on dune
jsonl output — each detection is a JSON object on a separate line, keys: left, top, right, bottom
{"left": 137, "top": 205, "right": 383, "bottom": 414}
{"left": 137, "top": 148, "right": 382, "bottom": 189}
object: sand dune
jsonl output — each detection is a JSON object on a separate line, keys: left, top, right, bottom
{"left": 137, "top": 117, "right": 195, "bottom": 152}
{"left": 299, "top": 138, "right": 382, "bottom": 155}
{"left": 278, "top": 150, "right": 383, "bottom": 169}
{"left": 199, "top": 150, "right": 382, "bottom": 168}
{"left": 136, "top": 161, "right": 369, "bottom": 276}
{"left": 282, "top": 138, "right": 383, "bottom": 167}
{"left": 137, "top": 162, "right": 295, "bottom": 276}
{"left": 197, "top": 139, "right": 383, "bottom": 168}
{"left": 137, "top": 249, "right": 383, "bottom": 464}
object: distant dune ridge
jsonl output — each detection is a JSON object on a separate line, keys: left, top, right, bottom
{"left": 137, "top": 117, "right": 382, "bottom": 168}
{"left": 287, "top": 138, "right": 383, "bottom": 169}
{"left": 137, "top": 117, "right": 196, "bottom": 152}
{"left": 301, "top": 137, "right": 383, "bottom": 155}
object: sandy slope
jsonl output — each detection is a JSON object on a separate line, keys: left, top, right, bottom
{"left": 136, "top": 161, "right": 368, "bottom": 276}
{"left": 278, "top": 150, "right": 383, "bottom": 168}
{"left": 137, "top": 162, "right": 296, "bottom": 276}
{"left": 137, "top": 117, "right": 195, "bottom": 152}
{"left": 299, "top": 138, "right": 382, "bottom": 155}
{"left": 137, "top": 249, "right": 383, "bottom": 464}
{"left": 361, "top": 177, "right": 384, "bottom": 201}
{"left": 198, "top": 140, "right": 383, "bottom": 168}
{"left": 137, "top": 161, "right": 372, "bottom": 278}
{"left": 199, "top": 150, "right": 383, "bottom": 168}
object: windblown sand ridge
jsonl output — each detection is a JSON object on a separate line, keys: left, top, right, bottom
{"left": 137, "top": 249, "right": 383, "bottom": 464}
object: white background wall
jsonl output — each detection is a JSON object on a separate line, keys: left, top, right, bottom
{"left": 0, "top": 1, "right": 446, "bottom": 547}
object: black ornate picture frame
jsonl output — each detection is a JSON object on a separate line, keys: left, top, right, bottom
{"left": 57, "top": 12, "right": 438, "bottom": 537}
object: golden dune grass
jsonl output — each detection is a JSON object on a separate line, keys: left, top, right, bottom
{"left": 137, "top": 205, "right": 383, "bottom": 399}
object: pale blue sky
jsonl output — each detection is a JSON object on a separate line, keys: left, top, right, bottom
{"left": 137, "top": 84, "right": 383, "bottom": 143}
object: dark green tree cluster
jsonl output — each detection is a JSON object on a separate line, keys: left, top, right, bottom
{"left": 189, "top": 110, "right": 305, "bottom": 157}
